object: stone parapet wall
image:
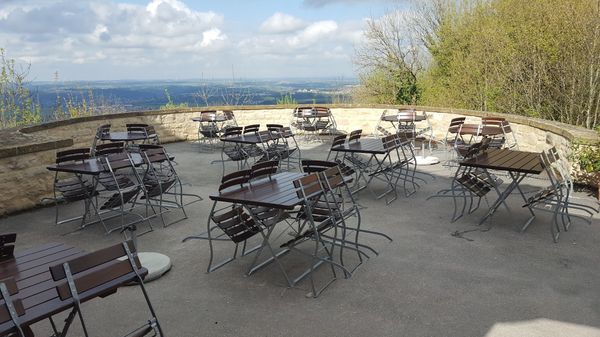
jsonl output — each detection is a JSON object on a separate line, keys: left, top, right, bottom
{"left": 0, "top": 105, "right": 596, "bottom": 215}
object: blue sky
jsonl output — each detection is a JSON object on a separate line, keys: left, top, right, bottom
{"left": 0, "top": 0, "right": 406, "bottom": 81}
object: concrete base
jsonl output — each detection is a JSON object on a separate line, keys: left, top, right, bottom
{"left": 138, "top": 252, "right": 171, "bottom": 282}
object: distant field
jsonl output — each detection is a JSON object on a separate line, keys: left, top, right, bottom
{"left": 28, "top": 78, "right": 357, "bottom": 119}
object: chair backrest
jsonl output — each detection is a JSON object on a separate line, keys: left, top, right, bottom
{"left": 331, "top": 135, "right": 346, "bottom": 148}
{"left": 56, "top": 148, "right": 91, "bottom": 164}
{"left": 293, "top": 173, "right": 323, "bottom": 200}
{"left": 447, "top": 117, "right": 466, "bottom": 134}
{"left": 481, "top": 117, "right": 504, "bottom": 127}
{"left": 95, "top": 124, "right": 111, "bottom": 139}
{"left": 266, "top": 124, "right": 283, "bottom": 132}
{"left": 49, "top": 241, "right": 162, "bottom": 337}
{"left": 139, "top": 145, "right": 170, "bottom": 164}
{"left": 219, "top": 169, "right": 251, "bottom": 191}
{"left": 0, "top": 277, "right": 26, "bottom": 337}
{"left": 318, "top": 165, "right": 345, "bottom": 192}
{"left": 243, "top": 124, "right": 260, "bottom": 134}
{"left": 223, "top": 126, "right": 243, "bottom": 137}
{"left": 126, "top": 123, "right": 148, "bottom": 128}
{"left": 348, "top": 130, "right": 362, "bottom": 142}
{"left": 200, "top": 110, "right": 217, "bottom": 116}
{"left": 223, "top": 110, "right": 236, "bottom": 121}
{"left": 301, "top": 160, "right": 337, "bottom": 174}
{"left": 381, "top": 135, "right": 397, "bottom": 151}
{"left": 94, "top": 142, "right": 125, "bottom": 156}
{"left": 250, "top": 161, "right": 278, "bottom": 180}
{"left": 0, "top": 234, "right": 16, "bottom": 262}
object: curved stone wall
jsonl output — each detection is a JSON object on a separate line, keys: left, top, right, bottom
{"left": 0, "top": 105, "right": 597, "bottom": 215}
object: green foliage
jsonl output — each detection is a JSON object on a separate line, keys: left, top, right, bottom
{"left": 0, "top": 48, "right": 41, "bottom": 128}
{"left": 420, "top": 0, "right": 600, "bottom": 129}
{"left": 574, "top": 137, "right": 600, "bottom": 173}
{"left": 276, "top": 93, "right": 297, "bottom": 106}
{"left": 160, "top": 88, "right": 188, "bottom": 110}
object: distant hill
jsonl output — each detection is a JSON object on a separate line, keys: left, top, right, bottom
{"left": 28, "top": 78, "right": 357, "bottom": 118}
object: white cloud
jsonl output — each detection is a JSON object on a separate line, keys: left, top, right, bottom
{"left": 200, "top": 28, "right": 226, "bottom": 47}
{"left": 260, "top": 12, "right": 306, "bottom": 34}
{"left": 0, "top": 0, "right": 226, "bottom": 68}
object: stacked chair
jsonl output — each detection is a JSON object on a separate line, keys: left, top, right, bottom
{"left": 524, "top": 148, "right": 599, "bottom": 242}
{"left": 49, "top": 241, "right": 164, "bottom": 336}
{"left": 138, "top": 144, "right": 203, "bottom": 228}
{"left": 427, "top": 138, "right": 504, "bottom": 222}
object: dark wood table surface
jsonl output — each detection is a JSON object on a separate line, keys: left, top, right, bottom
{"left": 0, "top": 243, "right": 147, "bottom": 334}
{"left": 46, "top": 153, "right": 143, "bottom": 175}
{"left": 331, "top": 138, "right": 388, "bottom": 155}
{"left": 210, "top": 172, "right": 305, "bottom": 210}
{"left": 458, "top": 124, "right": 504, "bottom": 136}
{"left": 220, "top": 131, "right": 280, "bottom": 145}
{"left": 191, "top": 116, "right": 228, "bottom": 122}
{"left": 100, "top": 132, "right": 148, "bottom": 142}
{"left": 380, "top": 115, "right": 427, "bottom": 122}
{"left": 461, "top": 148, "right": 543, "bottom": 174}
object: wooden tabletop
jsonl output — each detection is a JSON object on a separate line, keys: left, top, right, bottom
{"left": 100, "top": 132, "right": 148, "bottom": 142}
{"left": 191, "top": 116, "right": 228, "bottom": 122}
{"left": 210, "top": 172, "right": 305, "bottom": 210}
{"left": 380, "top": 115, "right": 427, "bottom": 122}
{"left": 0, "top": 242, "right": 147, "bottom": 334}
{"left": 220, "top": 131, "right": 280, "bottom": 144}
{"left": 460, "top": 148, "right": 544, "bottom": 174}
{"left": 46, "top": 153, "right": 143, "bottom": 175}
{"left": 458, "top": 124, "right": 504, "bottom": 136}
{"left": 330, "top": 138, "right": 389, "bottom": 155}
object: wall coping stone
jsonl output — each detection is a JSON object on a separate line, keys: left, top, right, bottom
{"left": 1, "top": 104, "right": 597, "bottom": 159}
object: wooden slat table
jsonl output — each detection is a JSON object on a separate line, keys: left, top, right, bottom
{"left": 461, "top": 148, "right": 544, "bottom": 229}
{"left": 100, "top": 132, "right": 149, "bottom": 142}
{"left": 210, "top": 172, "right": 305, "bottom": 209}
{"left": 0, "top": 242, "right": 147, "bottom": 335}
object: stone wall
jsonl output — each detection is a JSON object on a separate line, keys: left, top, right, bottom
{"left": 0, "top": 105, "right": 596, "bottom": 215}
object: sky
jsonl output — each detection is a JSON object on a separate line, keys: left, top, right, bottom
{"left": 0, "top": 0, "right": 406, "bottom": 81}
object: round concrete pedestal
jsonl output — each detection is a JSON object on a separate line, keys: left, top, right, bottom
{"left": 415, "top": 155, "right": 440, "bottom": 165}
{"left": 137, "top": 252, "right": 171, "bottom": 282}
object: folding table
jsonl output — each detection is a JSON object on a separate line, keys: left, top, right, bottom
{"left": 460, "top": 148, "right": 544, "bottom": 229}
{"left": 0, "top": 242, "right": 147, "bottom": 336}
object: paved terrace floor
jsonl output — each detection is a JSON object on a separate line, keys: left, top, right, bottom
{"left": 2, "top": 141, "right": 600, "bottom": 337}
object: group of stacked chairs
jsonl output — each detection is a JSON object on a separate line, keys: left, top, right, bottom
{"left": 197, "top": 110, "right": 237, "bottom": 149}
{"left": 290, "top": 106, "right": 337, "bottom": 141}
{"left": 215, "top": 123, "right": 301, "bottom": 177}
{"left": 430, "top": 132, "right": 599, "bottom": 242}
{"left": 184, "top": 159, "right": 391, "bottom": 298}
{"left": 442, "top": 116, "right": 518, "bottom": 165}
{"left": 0, "top": 234, "right": 164, "bottom": 337}
{"left": 49, "top": 124, "right": 201, "bottom": 236}
{"left": 327, "top": 129, "right": 434, "bottom": 204}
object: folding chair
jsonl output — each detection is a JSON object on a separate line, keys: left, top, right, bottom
{"left": 197, "top": 111, "right": 220, "bottom": 150}
{"left": 182, "top": 170, "right": 262, "bottom": 272}
{"left": 126, "top": 123, "right": 160, "bottom": 145}
{"left": 90, "top": 124, "right": 111, "bottom": 155}
{"left": 427, "top": 139, "right": 503, "bottom": 222}
{"left": 223, "top": 110, "right": 238, "bottom": 127}
{"left": 280, "top": 173, "right": 351, "bottom": 297}
{"left": 0, "top": 277, "right": 30, "bottom": 337}
{"left": 138, "top": 145, "right": 202, "bottom": 227}
{"left": 97, "top": 153, "right": 151, "bottom": 235}
{"left": 0, "top": 233, "right": 16, "bottom": 262}
{"left": 45, "top": 148, "right": 99, "bottom": 226}
{"left": 442, "top": 117, "right": 465, "bottom": 166}
{"left": 213, "top": 127, "right": 250, "bottom": 177}
{"left": 481, "top": 117, "right": 507, "bottom": 149}
{"left": 266, "top": 124, "right": 300, "bottom": 170}
{"left": 49, "top": 241, "right": 164, "bottom": 337}
{"left": 93, "top": 142, "right": 126, "bottom": 157}
{"left": 241, "top": 124, "right": 265, "bottom": 163}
